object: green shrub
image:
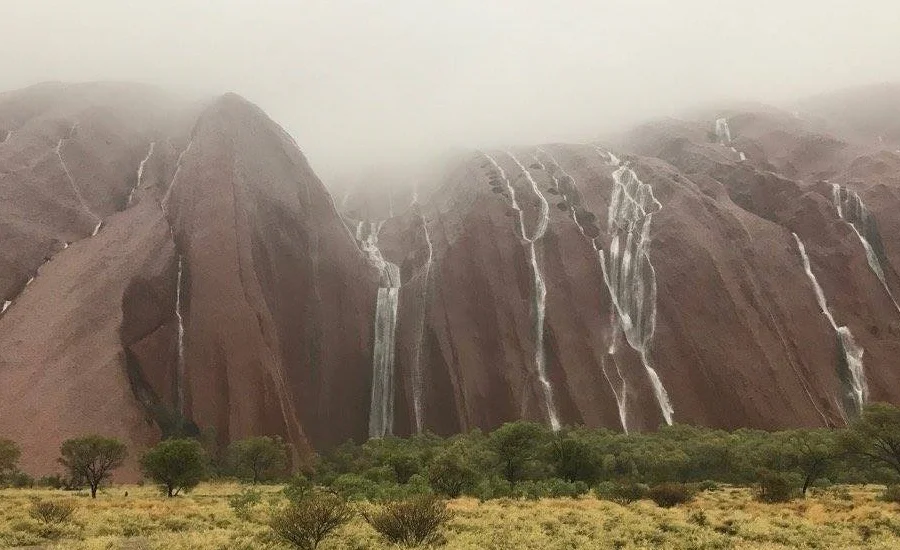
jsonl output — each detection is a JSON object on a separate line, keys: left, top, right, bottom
{"left": 140, "top": 438, "right": 207, "bottom": 497}
{"left": 403, "top": 474, "right": 433, "bottom": 497}
{"left": 363, "top": 465, "right": 398, "bottom": 484}
{"left": 6, "top": 471, "right": 34, "bottom": 488}
{"left": 229, "top": 487, "right": 263, "bottom": 521}
{"left": 283, "top": 474, "right": 313, "bottom": 502}
{"left": 362, "top": 495, "right": 451, "bottom": 547}
{"left": 227, "top": 436, "right": 290, "bottom": 484}
{"left": 755, "top": 472, "right": 795, "bottom": 503}
{"left": 332, "top": 473, "right": 387, "bottom": 501}
{"left": 648, "top": 483, "right": 695, "bottom": 508}
{"left": 473, "top": 475, "right": 512, "bottom": 501}
{"left": 427, "top": 451, "right": 479, "bottom": 497}
{"left": 696, "top": 480, "right": 718, "bottom": 492}
{"left": 388, "top": 453, "right": 422, "bottom": 484}
{"left": 270, "top": 492, "right": 353, "bottom": 550}
{"left": 688, "top": 510, "right": 709, "bottom": 527}
{"left": 594, "top": 481, "right": 649, "bottom": 505}
{"left": 29, "top": 499, "right": 76, "bottom": 525}
{"left": 37, "top": 474, "right": 65, "bottom": 489}
{"left": 880, "top": 484, "right": 900, "bottom": 503}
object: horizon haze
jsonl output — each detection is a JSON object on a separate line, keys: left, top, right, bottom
{"left": 2, "top": 1, "right": 900, "bottom": 181}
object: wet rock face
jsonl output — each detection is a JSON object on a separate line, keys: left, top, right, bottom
{"left": 0, "top": 84, "right": 378, "bottom": 476}
{"left": 373, "top": 90, "right": 900, "bottom": 437}
{"left": 4, "top": 82, "right": 900, "bottom": 476}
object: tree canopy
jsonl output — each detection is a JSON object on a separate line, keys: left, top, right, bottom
{"left": 141, "top": 438, "right": 206, "bottom": 497}
{"left": 58, "top": 435, "right": 127, "bottom": 498}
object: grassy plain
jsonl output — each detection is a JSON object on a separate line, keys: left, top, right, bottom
{"left": 1, "top": 483, "right": 899, "bottom": 549}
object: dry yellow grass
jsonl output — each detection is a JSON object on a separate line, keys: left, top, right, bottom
{"left": 1, "top": 483, "right": 899, "bottom": 549}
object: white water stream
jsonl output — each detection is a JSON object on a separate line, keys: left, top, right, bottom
{"left": 715, "top": 117, "right": 747, "bottom": 162}
{"left": 127, "top": 142, "right": 156, "bottom": 206}
{"left": 483, "top": 151, "right": 561, "bottom": 431}
{"left": 598, "top": 151, "right": 674, "bottom": 426}
{"left": 793, "top": 233, "right": 867, "bottom": 415}
{"left": 57, "top": 125, "right": 103, "bottom": 234}
{"left": 174, "top": 255, "right": 187, "bottom": 414}
{"left": 409, "top": 201, "right": 433, "bottom": 434}
{"left": 357, "top": 221, "right": 402, "bottom": 438}
{"left": 161, "top": 140, "right": 194, "bottom": 210}
{"left": 536, "top": 147, "right": 631, "bottom": 432}
{"left": 831, "top": 184, "right": 900, "bottom": 313}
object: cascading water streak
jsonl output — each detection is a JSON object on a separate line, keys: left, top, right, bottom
{"left": 482, "top": 151, "right": 561, "bottom": 431}
{"left": 57, "top": 125, "right": 103, "bottom": 234}
{"left": 161, "top": 140, "right": 194, "bottom": 210}
{"left": 358, "top": 221, "right": 402, "bottom": 439}
{"left": 715, "top": 118, "right": 732, "bottom": 144}
{"left": 831, "top": 183, "right": 900, "bottom": 313}
{"left": 536, "top": 147, "right": 630, "bottom": 432}
{"left": 597, "top": 149, "right": 675, "bottom": 426}
{"left": 174, "top": 255, "right": 187, "bottom": 415}
{"left": 715, "top": 117, "right": 747, "bottom": 162}
{"left": 409, "top": 205, "right": 433, "bottom": 434}
{"left": 127, "top": 142, "right": 156, "bottom": 206}
{"left": 793, "top": 233, "right": 867, "bottom": 415}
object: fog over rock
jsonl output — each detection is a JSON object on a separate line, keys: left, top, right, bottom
{"left": 3, "top": 3, "right": 900, "bottom": 478}
{"left": 2, "top": 1, "right": 900, "bottom": 180}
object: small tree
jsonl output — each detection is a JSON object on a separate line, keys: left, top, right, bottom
{"left": 427, "top": 450, "right": 478, "bottom": 498}
{"left": 270, "top": 492, "right": 354, "bottom": 549}
{"left": 228, "top": 436, "right": 290, "bottom": 484}
{"left": 550, "top": 433, "right": 601, "bottom": 483}
{"left": 840, "top": 403, "right": 900, "bottom": 477}
{"left": 0, "top": 438, "right": 21, "bottom": 484}
{"left": 141, "top": 438, "right": 206, "bottom": 497}
{"left": 783, "top": 430, "right": 836, "bottom": 495}
{"left": 58, "top": 436, "right": 127, "bottom": 498}
{"left": 489, "top": 422, "right": 549, "bottom": 482}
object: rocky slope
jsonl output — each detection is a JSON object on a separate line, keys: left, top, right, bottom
{"left": 2, "top": 81, "right": 900, "bottom": 476}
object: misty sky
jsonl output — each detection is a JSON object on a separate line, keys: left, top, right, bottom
{"left": 3, "top": 1, "right": 900, "bottom": 180}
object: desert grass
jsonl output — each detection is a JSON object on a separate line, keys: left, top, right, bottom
{"left": 1, "top": 483, "right": 899, "bottom": 549}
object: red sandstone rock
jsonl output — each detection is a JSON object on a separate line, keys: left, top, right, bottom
{"left": 3, "top": 81, "right": 900, "bottom": 478}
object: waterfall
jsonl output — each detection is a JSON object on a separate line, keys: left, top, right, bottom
{"left": 831, "top": 183, "right": 900, "bottom": 313}
{"left": 410, "top": 205, "right": 433, "bottom": 434}
{"left": 174, "top": 255, "right": 187, "bottom": 415}
{"left": 793, "top": 233, "right": 867, "bottom": 416}
{"left": 603, "top": 315, "right": 629, "bottom": 433}
{"left": 715, "top": 117, "right": 732, "bottom": 144}
{"left": 536, "top": 147, "right": 630, "bottom": 432}
{"left": 127, "top": 142, "right": 156, "bottom": 206}
{"left": 599, "top": 152, "right": 674, "bottom": 426}
{"left": 161, "top": 140, "right": 194, "bottom": 210}
{"left": 715, "top": 118, "right": 747, "bottom": 162}
{"left": 482, "top": 152, "right": 561, "bottom": 431}
{"left": 56, "top": 125, "right": 103, "bottom": 234}
{"left": 358, "top": 221, "right": 402, "bottom": 438}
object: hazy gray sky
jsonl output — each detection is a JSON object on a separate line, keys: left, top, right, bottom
{"left": 3, "top": 1, "right": 899, "bottom": 179}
